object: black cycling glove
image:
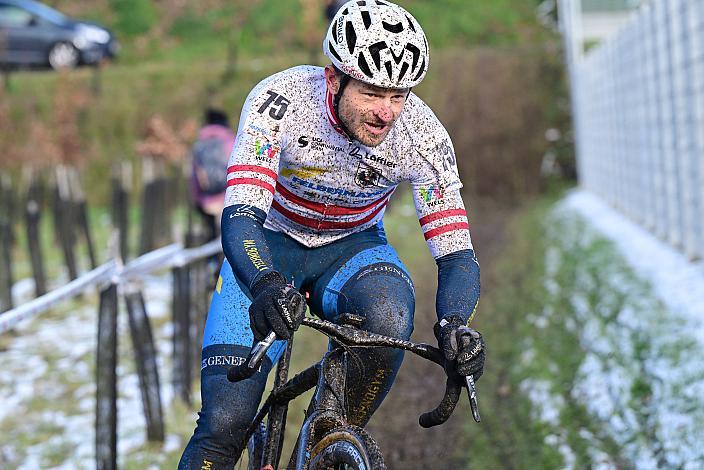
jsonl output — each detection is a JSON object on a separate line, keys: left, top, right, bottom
{"left": 434, "top": 315, "right": 486, "bottom": 381}
{"left": 248, "top": 271, "right": 306, "bottom": 341}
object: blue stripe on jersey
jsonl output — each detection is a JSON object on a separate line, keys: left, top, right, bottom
{"left": 321, "top": 244, "right": 411, "bottom": 319}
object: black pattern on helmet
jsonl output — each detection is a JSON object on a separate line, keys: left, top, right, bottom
{"left": 323, "top": 0, "right": 429, "bottom": 88}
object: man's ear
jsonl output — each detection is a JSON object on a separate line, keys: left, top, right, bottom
{"left": 324, "top": 65, "right": 341, "bottom": 94}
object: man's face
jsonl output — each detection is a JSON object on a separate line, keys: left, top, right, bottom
{"left": 326, "top": 66, "right": 409, "bottom": 147}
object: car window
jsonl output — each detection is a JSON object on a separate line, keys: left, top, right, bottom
{"left": 0, "top": 5, "right": 33, "bottom": 27}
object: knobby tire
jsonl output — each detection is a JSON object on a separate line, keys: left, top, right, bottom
{"left": 307, "top": 425, "right": 385, "bottom": 470}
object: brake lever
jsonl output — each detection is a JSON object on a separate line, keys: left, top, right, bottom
{"left": 465, "top": 375, "right": 481, "bottom": 422}
{"left": 228, "top": 331, "right": 277, "bottom": 382}
{"left": 249, "top": 331, "right": 277, "bottom": 368}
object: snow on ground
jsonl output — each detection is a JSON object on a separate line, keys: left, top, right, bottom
{"left": 0, "top": 273, "right": 188, "bottom": 468}
{"left": 563, "top": 190, "right": 704, "bottom": 343}
{"left": 528, "top": 189, "right": 704, "bottom": 468}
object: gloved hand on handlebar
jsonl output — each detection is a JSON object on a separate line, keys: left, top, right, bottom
{"left": 249, "top": 271, "right": 306, "bottom": 341}
{"left": 434, "top": 315, "right": 485, "bottom": 381}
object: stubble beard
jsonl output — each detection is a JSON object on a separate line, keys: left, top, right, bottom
{"left": 338, "top": 102, "right": 390, "bottom": 148}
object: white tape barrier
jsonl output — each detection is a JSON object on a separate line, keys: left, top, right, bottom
{"left": 0, "top": 239, "right": 223, "bottom": 335}
{"left": 120, "top": 243, "right": 182, "bottom": 280}
{"left": 173, "top": 238, "right": 222, "bottom": 267}
{"left": 0, "top": 261, "right": 117, "bottom": 334}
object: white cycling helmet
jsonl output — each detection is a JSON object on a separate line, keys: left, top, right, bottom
{"left": 323, "top": 0, "right": 429, "bottom": 89}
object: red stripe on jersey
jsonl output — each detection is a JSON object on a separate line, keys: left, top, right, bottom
{"left": 227, "top": 165, "right": 277, "bottom": 181}
{"left": 276, "top": 184, "right": 391, "bottom": 216}
{"left": 418, "top": 208, "right": 467, "bottom": 227}
{"left": 423, "top": 222, "right": 470, "bottom": 240}
{"left": 271, "top": 199, "right": 387, "bottom": 229}
{"left": 228, "top": 178, "right": 275, "bottom": 195}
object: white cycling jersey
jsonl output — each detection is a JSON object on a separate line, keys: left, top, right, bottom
{"left": 225, "top": 65, "right": 473, "bottom": 259}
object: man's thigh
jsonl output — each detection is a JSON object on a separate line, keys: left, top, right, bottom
{"left": 315, "top": 243, "right": 415, "bottom": 334}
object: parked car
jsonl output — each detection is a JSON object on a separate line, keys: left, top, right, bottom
{"left": 0, "top": 0, "right": 118, "bottom": 70}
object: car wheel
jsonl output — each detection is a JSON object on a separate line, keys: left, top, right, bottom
{"left": 48, "top": 42, "right": 79, "bottom": 70}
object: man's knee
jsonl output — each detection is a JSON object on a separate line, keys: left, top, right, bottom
{"left": 192, "top": 374, "right": 264, "bottom": 454}
{"left": 339, "top": 268, "right": 415, "bottom": 340}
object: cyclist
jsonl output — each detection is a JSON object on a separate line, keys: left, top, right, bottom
{"left": 180, "top": 1, "right": 485, "bottom": 467}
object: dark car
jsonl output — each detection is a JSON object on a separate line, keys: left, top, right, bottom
{"left": 0, "top": 0, "right": 118, "bottom": 70}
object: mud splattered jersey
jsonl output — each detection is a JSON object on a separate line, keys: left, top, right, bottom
{"left": 225, "top": 65, "right": 472, "bottom": 259}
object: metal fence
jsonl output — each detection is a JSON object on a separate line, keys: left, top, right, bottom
{"left": 560, "top": 0, "right": 704, "bottom": 260}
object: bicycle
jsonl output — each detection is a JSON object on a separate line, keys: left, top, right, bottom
{"left": 227, "top": 312, "right": 482, "bottom": 469}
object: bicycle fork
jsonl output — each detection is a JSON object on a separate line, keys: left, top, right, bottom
{"left": 293, "top": 347, "right": 349, "bottom": 469}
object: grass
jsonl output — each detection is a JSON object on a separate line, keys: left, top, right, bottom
{"left": 459, "top": 190, "right": 704, "bottom": 468}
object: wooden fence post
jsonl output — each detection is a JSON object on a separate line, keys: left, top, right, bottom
{"left": 124, "top": 287, "right": 165, "bottom": 442}
{"left": 111, "top": 162, "right": 131, "bottom": 262}
{"left": 139, "top": 157, "right": 172, "bottom": 255}
{"left": 172, "top": 264, "right": 191, "bottom": 404}
{"left": 54, "top": 166, "right": 78, "bottom": 281}
{"left": 96, "top": 281, "right": 119, "bottom": 470}
{"left": 139, "top": 157, "right": 157, "bottom": 255}
{"left": 24, "top": 171, "right": 46, "bottom": 297}
{"left": 69, "top": 168, "right": 97, "bottom": 269}
{"left": 0, "top": 174, "right": 13, "bottom": 311}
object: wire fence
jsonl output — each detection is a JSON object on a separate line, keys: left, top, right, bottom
{"left": 561, "top": 0, "right": 704, "bottom": 260}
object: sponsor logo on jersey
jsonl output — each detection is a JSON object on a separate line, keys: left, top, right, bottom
{"left": 419, "top": 185, "right": 444, "bottom": 203}
{"left": 280, "top": 166, "right": 328, "bottom": 180}
{"left": 420, "top": 185, "right": 448, "bottom": 207}
{"left": 354, "top": 163, "right": 381, "bottom": 188}
{"left": 297, "top": 135, "right": 345, "bottom": 153}
{"left": 350, "top": 146, "right": 397, "bottom": 168}
{"left": 245, "top": 123, "right": 272, "bottom": 137}
{"left": 254, "top": 137, "right": 279, "bottom": 160}
{"left": 291, "top": 175, "right": 387, "bottom": 198}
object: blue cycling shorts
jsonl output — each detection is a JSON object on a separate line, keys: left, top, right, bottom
{"left": 200, "top": 224, "right": 414, "bottom": 376}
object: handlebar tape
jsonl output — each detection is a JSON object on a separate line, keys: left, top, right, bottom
{"left": 418, "top": 377, "right": 462, "bottom": 428}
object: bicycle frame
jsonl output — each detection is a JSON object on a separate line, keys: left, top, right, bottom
{"left": 230, "top": 316, "right": 480, "bottom": 469}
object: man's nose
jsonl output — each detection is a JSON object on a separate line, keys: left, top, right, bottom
{"left": 374, "top": 102, "right": 393, "bottom": 122}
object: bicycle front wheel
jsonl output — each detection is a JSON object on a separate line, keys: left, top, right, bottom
{"left": 307, "top": 425, "right": 385, "bottom": 470}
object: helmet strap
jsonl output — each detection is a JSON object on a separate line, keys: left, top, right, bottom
{"left": 332, "top": 74, "right": 354, "bottom": 142}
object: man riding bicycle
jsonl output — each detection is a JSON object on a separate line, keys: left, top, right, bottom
{"left": 180, "top": 1, "right": 485, "bottom": 467}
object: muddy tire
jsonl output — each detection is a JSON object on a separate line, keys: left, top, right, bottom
{"left": 308, "top": 425, "right": 385, "bottom": 470}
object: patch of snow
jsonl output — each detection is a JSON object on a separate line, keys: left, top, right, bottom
{"left": 562, "top": 190, "right": 704, "bottom": 344}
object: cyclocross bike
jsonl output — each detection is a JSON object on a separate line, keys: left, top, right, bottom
{"left": 227, "top": 312, "right": 482, "bottom": 469}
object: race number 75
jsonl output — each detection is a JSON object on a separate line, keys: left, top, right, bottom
{"left": 258, "top": 90, "right": 290, "bottom": 120}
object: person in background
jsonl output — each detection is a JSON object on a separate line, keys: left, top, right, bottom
{"left": 325, "top": 0, "right": 348, "bottom": 22}
{"left": 190, "top": 108, "right": 236, "bottom": 242}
